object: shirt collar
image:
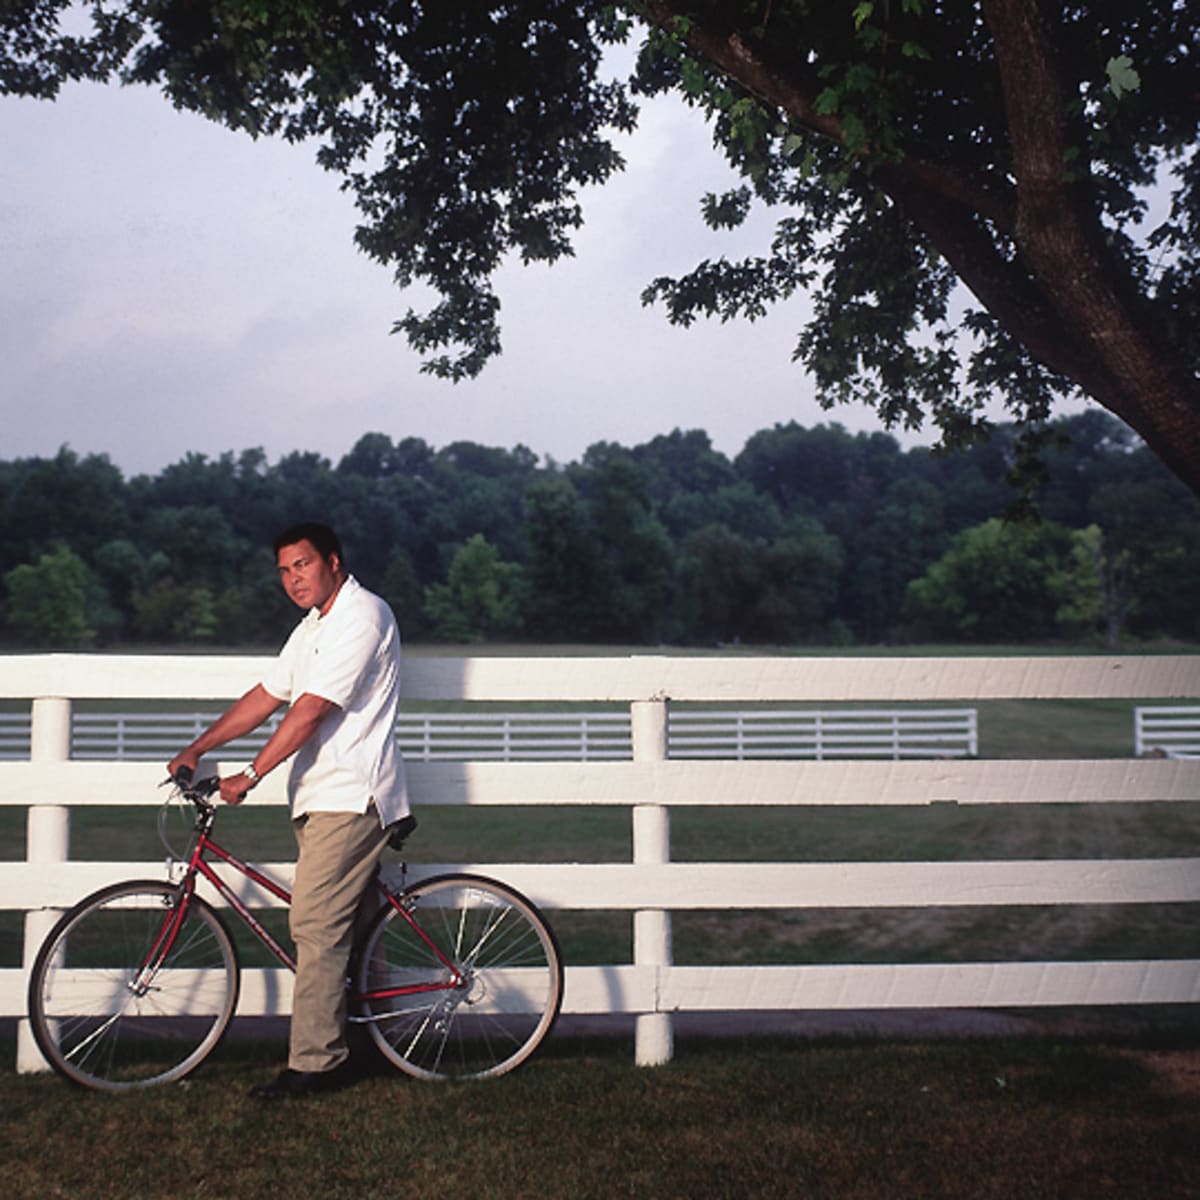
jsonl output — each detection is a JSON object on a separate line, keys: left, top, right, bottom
{"left": 302, "top": 574, "right": 358, "bottom": 624}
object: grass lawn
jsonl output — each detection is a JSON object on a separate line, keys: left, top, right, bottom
{"left": 2, "top": 1030, "right": 1198, "bottom": 1200}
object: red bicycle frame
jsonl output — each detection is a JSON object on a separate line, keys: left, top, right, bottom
{"left": 153, "top": 808, "right": 466, "bottom": 1005}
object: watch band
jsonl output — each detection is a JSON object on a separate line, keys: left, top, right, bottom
{"left": 244, "top": 763, "right": 261, "bottom": 784}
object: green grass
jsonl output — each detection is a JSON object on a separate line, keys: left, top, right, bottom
{"left": 2, "top": 1033, "right": 1198, "bottom": 1199}
{"left": 975, "top": 697, "right": 1137, "bottom": 757}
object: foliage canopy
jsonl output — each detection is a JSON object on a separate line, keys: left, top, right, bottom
{"left": 1, "top": 416, "right": 1197, "bottom": 650}
{"left": 2, "top": 1, "right": 1198, "bottom": 488}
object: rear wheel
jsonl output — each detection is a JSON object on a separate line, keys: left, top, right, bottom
{"left": 28, "top": 880, "right": 239, "bottom": 1091}
{"left": 357, "top": 874, "right": 562, "bottom": 1081}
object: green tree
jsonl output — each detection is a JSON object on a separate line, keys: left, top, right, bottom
{"left": 5, "top": 3, "right": 1196, "bottom": 489}
{"left": 91, "top": 537, "right": 170, "bottom": 628}
{"left": 380, "top": 547, "right": 428, "bottom": 639}
{"left": 0, "top": 447, "right": 130, "bottom": 570}
{"left": 131, "top": 578, "right": 219, "bottom": 643}
{"left": 211, "top": 547, "right": 295, "bottom": 645}
{"left": 661, "top": 479, "right": 784, "bottom": 544}
{"left": 843, "top": 477, "right": 948, "bottom": 642}
{"left": 1051, "top": 524, "right": 1116, "bottom": 645}
{"left": 1033, "top": 412, "right": 1200, "bottom": 643}
{"left": 905, "top": 517, "right": 1086, "bottom": 643}
{"left": 677, "top": 519, "right": 842, "bottom": 644}
{"left": 3, "top": 543, "right": 95, "bottom": 646}
{"left": 573, "top": 449, "right": 676, "bottom": 642}
{"left": 752, "top": 520, "right": 844, "bottom": 643}
{"left": 430, "top": 441, "right": 538, "bottom": 564}
{"left": 424, "top": 534, "right": 526, "bottom": 642}
{"left": 676, "top": 523, "right": 762, "bottom": 643}
{"left": 137, "top": 504, "right": 246, "bottom": 588}
{"left": 631, "top": 429, "right": 738, "bottom": 513}
{"left": 522, "top": 473, "right": 601, "bottom": 641}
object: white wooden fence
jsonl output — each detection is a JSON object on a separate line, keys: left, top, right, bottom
{"left": 2, "top": 652, "right": 1199, "bottom": 1074}
{"left": 0, "top": 706, "right": 978, "bottom": 762}
{"left": 1135, "top": 705, "right": 1200, "bottom": 758}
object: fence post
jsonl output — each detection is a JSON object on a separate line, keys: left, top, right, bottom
{"left": 18, "top": 696, "right": 73, "bottom": 1073}
{"left": 630, "top": 698, "right": 672, "bottom": 1066}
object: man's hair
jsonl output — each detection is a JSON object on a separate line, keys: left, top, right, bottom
{"left": 273, "top": 522, "right": 343, "bottom": 563}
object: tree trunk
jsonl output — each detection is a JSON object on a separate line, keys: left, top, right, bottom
{"left": 981, "top": 0, "right": 1200, "bottom": 496}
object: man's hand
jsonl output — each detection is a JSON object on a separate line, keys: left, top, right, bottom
{"left": 219, "top": 772, "right": 257, "bottom": 806}
{"left": 167, "top": 748, "right": 200, "bottom": 780}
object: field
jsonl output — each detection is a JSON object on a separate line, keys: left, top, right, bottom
{"left": 2, "top": 1031, "right": 1199, "bottom": 1199}
{"left": 3, "top": 646, "right": 1199, "bottom": 1197}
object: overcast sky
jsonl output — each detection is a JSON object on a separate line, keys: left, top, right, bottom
{"left": 5, "top": 71, "right": 981, "bottom": 478}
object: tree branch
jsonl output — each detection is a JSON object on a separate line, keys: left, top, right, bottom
{"left": 877, "top": 167, "right": 1096, "bottom": 388}
{"left": 634, "top": 0, "right": 1016, "bottom": 232}
{"left": 981, "top": 0, "right": 1200, "bottom": 485}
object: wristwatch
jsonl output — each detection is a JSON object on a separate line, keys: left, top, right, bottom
{"left": 243, "top": 763, "right": 262, "bottom": 785}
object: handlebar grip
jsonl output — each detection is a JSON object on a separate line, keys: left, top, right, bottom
{"left": 170, "top": 768, "right": 220, "bottom": 800}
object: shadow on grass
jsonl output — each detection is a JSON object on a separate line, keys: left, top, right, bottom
{"left": 4, "top": 1012, "right": 1199, "bottom": 1200}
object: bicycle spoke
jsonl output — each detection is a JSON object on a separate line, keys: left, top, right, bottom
{"left": 358, "top": 875, "right": 562, "bottom": 1081}
{"left": 29, "top": 883, "right": 239, "bottom": 1091}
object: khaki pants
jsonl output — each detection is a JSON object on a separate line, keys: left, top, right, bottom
{"left": 288, "top": 806, "right": 391, "bottom": 1073}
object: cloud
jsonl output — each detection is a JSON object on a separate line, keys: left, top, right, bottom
{"left": 0, "top": 74, "right": 905, "bottom": 477}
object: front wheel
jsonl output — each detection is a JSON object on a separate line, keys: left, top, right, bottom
{"left": 28, "top": 880, "right": 240, "bottom": 1091}
{"left": 356, "top": 874, "right": 563, "bottom": 1081}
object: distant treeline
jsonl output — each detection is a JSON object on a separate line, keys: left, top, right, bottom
{"left": 3, "top": 413, "right": 1198, "bottom": 649}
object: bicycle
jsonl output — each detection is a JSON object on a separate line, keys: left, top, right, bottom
{"left": 26, "top": 771, "right": 564, "bottom": 1092}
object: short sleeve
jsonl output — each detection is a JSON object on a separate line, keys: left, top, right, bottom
{"left": 261, "top": 622, "right": 304, "bottom": 702}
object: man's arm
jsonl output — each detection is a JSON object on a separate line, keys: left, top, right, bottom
{"left": 216, "top": 692, "right": 338, "bottom": 805}
{"left": 237, "top": 692, "right": 337, "bottom": 778}
{"left": 167, "top": 684, "right": 283, "bottom": 785}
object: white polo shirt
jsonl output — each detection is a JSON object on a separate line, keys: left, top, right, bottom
{"left": 261, "top": 575, "right": 408, "bottom": 827}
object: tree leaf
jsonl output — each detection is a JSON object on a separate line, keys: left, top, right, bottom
{"left": 1105, "top": 55, "right": 1141, "bottom": 99}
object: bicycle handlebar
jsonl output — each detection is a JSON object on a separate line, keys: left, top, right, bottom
{"left": 169, "top": 767, "right": 221, "bottom": 802}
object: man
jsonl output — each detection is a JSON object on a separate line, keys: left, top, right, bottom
{"left": 168, "top": 521, "right": 408, "bottom": 1099}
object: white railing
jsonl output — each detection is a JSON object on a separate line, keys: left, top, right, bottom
{"left": 0, "top": 707, "right": 978, "bottom": 762}
{"left": 2, "top": 652, "right": 1199, "bottom": 1074}
{"left": 394, "top": 711, "right": 632, "bottom": 760}
{"left": 669, "top": 707, "right": 977, "bottom": 759}
{"left": 0, "top": 712, "right": 27, "bottom": 758}
{"left": 1135, "top": 705, "right": 1200, "bottom": 758}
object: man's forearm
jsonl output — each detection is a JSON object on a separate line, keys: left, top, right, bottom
{"left": 251, "top": 692, "right": 337, "bottom": 777}
{"left": 184, "top": 685, "right": 283, "bottom": 760}
{"left": 199, "top": 690, "right": 336, "bottom": 807}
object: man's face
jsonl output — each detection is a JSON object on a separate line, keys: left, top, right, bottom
{"left": 276, "top": 539, "right": 344, "bottom": 615}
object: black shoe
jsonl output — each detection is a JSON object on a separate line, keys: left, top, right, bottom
{"left": 248, "top": 1063, "right": 355, "bottom": 1100}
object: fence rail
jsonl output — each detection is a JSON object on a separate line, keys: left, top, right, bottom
{"left": 2, "top": 652, "right": 1199, "bottom": 1074}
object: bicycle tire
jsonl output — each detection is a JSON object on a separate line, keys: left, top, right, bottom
{"left": 28, "top": 880, "right": 240, "bottom": 1091}
{"left": 356, "top": 873, "right": 563, "bottom": 1081}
